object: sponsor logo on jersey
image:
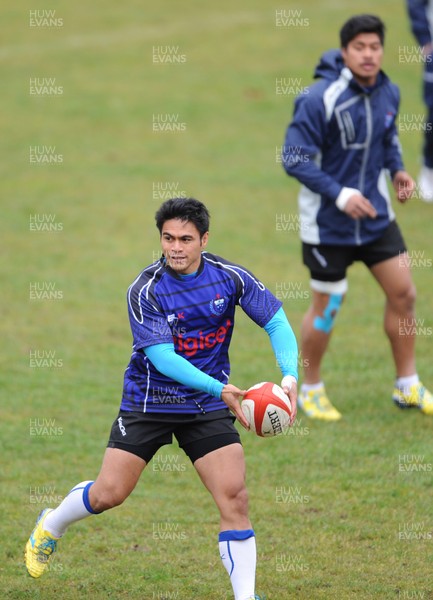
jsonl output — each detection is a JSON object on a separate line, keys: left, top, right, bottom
{"left": 173, "top": 319, "right": 232, "bottom": 357}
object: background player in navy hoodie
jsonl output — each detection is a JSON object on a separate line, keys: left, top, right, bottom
{"left": 282, "top": 14, "right": 432, "bottom": 421}
{"left": 25, "top": 197, "right": 299, "bottom": 600}
{"left": 407, "top": 0, "right": 433, "bottom": 200}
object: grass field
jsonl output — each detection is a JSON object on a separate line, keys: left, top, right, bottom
{"left": 2, "top": 0, "right": 433, "bottom": 598}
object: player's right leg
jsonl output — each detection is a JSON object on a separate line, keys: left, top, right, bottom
{"left": 25, "top": 409, "right": 172, "bottom": 578}
{"left": 301, "top": 288, "right": 337, "bottom": 384}
{"left": 299, "top": 244, "right": 349, "bottom": 420}
{"left": 25, "top": 448, "right": 146, "bottom": 578}
{"left": 299, "top": 283, "right": 345, "bottom": 420}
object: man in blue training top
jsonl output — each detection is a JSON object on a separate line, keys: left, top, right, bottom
{"left": 406, "top": 0, "right": 433, "bottom": 200}
{"left": 282, "top": 14, "right": 433, "bottom": 421}
{"left": 25, "top": 197, "right": 299, "bottom": 600}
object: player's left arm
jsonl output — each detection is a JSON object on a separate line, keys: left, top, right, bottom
{"left": 233, "top": 266, "right": 298, "bottom": 423}
{"left": 263, "top": 307, "right": 298, "bottom": 425}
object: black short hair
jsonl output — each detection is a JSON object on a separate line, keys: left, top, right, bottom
{"left": 155, "top": 197, "right": 210, "bottom": 237}
{"left": 340, "top": 14, "right": 385, "bottom": 48}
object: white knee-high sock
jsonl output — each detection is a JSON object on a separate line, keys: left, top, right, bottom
{"left": 43, "top": 480, "right": 100, "bottom": 538}
{"left": 219, "top": 529, "right": 256, "bottom": 600}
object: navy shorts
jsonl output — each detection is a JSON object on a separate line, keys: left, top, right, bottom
{"left": 107, "top": 408, "right": 241, "bottom": 464}
{"left": 302, "top": 221, "right": 407, "bottom": 282}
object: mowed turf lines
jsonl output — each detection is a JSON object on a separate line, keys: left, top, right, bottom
{"left": 2, "top": 0, "right": 433, "bottom": 598}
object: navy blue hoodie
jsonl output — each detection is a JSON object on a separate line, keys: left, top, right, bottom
{"left": 282, "top": 49, "right": 405, "bottom": 246}
{"left": 407, "top": 0, "right": 432, "bottom": 47}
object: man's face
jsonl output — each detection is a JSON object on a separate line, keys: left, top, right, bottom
{"left": 161, "top": 218, "right": 208, "bottom": 275}
{"left": 341, "top": 32, "right": 383, "bottom": 87}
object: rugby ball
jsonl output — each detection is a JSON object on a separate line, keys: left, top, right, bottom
{"left": 241, "top": 381, "right": 292, "bottom": 437}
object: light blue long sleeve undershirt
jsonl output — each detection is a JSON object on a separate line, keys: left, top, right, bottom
{"left": 263, "top": 306, "right": 298, "bottom": 380}
{"left": 144, "top": 343, "right": 225, "bottom": 399}
{"left": 143, "top": 307, "right": 298, "bottom": 399}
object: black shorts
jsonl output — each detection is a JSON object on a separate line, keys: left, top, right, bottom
{"left": 107, "top": 408, "right": 241, "bottom": 464}
{"left": 302, "top": 221, "right": 407, "bottom": 282}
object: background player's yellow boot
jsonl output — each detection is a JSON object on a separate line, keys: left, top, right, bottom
{"left": 298, "top": 386, "right": 342, "bottom": 421}
{"left": 393, "top": 382, "right": 433, "bottom": 415}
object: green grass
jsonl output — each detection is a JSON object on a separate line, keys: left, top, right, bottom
{"left": 2, "top": 0, "right": 433, "bottom": 598}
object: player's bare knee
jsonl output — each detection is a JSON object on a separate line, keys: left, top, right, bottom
{"left": 390, "top": 282, "right": 417, "bottom": 313}
{"left": 226, "top": 485, "right": 249, "bottom": 516}
{"left": 89, "top": 484, "right": 128, "bottom": 512}
{"left": 404, "top": 282, "right": 416, "bottom": 310}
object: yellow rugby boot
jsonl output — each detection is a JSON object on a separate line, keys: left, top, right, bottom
{"left": 25, "top": 508, "right": 60, "bottom": 578}
{"left": 393, "top": 382, "right": 433, "bottom": 415}
{"left": 298, "top": 385, "right": 342, "bottom": 421}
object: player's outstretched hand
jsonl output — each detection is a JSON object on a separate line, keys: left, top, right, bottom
{"left": 221, "top": 384, "right": 249, "bottom": 430}
{"left": 393, "top": 170, "right": 415, "bottom": 203}
{"left": 281, "top": 375, "right": 298, "bottom": 426}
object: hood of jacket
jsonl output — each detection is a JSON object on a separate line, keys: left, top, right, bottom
{"left": 313, "top": 48, "right": 345, "bottom": 80}
{"left": 313, "top": 48, "right": 387, "bottom": 91}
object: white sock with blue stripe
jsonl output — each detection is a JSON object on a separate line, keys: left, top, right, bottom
{"left": 219, "top": 529, "right": 256, "bottom": 600}
{"left": 43, "top": 480, "right": 99, "bottom": 538}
